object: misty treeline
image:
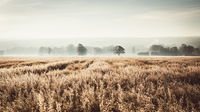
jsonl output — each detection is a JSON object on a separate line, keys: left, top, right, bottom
{"left": 38, "top": 44, "right": 125, "bottom": 56}
{"left": 138, "top": 44, "right": 200, "bottom": 56}
{"left": 0, "top": 43, "right": 200, "bottom": 56}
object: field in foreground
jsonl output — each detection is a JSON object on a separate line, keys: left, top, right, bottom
{"left": 0, "top": 57, "right": 200, "bottom": 112}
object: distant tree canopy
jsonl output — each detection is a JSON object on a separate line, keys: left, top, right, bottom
{"left": 132, "top": 46, "right": 136, "bottom": 54}
{"left": 48, "top": 47, "right": 52, "bottom": 55}
{"left": 39, "top": 47, "right": 52, "bottom": 55}
{"left": 0, "top": 50, "right": 4, "bottom": 55}
{"left": 149, "top": 44, "right": 178, "bottom": 56}
{"left": 77, "top": 44, "right": 87, "bottom": 55}
{"left": 66, "top": 44, "right": 76, "bottom": 55}
{"left": 113, "top": 45, "right": 125, "bottom": 56}
{"left": 93, "top": 47, "right": 103, "bottom": 54}
{"left": 102, "top": 46, "right": 115, "bottom": 54}
{"left": 150, "top": 45, "right": 164, "bottom": 52}
{"left": 179, "top": 44, "right": 195, "bottom": 56}
{"left": 35, "top": 43, "right": 199, "bottom": 56}
{"left": 52, "top": 47, "right": 65, "bottom": 55}
{"left": 149, "top": 45, "right": 170, "bottom": 55}
{"left": 145, "top": 44, "right": 200, "bottom": 56}
{"left": 3, "top": 42, "right": 200, "bottom": 56}
{"left": 170, "top": 47, "right": 178, "bottom": 56}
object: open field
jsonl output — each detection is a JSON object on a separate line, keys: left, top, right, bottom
{"left": 0, "top": 57, "right": 200, "bottom": 112}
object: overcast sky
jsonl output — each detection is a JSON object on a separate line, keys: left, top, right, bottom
{"left": 0, "top": 0, "right": 200, "bottom": 40}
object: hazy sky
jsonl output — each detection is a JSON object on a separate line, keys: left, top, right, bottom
{"left": 0, "top": 0, "right": 200, "bottom": 40}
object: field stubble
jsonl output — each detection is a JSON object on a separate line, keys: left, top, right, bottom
{"left": 0, "top": 57, "right": 200, "bottom": 112}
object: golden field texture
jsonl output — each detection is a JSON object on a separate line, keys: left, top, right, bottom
{"left": 0, "top": 57, "right": 200, "bottom": 112}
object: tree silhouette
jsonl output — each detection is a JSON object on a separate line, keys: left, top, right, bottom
{"left": 179, "top": 44, "right": 194, "bottom": 56}
{"left": 39, "top": 47, "right": 52, "bottom": 55}
{"left": 77, "top": 44, "right": 87, "bottom": 55}
{"left": 48, "top": 47, "right": 52, "bottom": 55}
{"left": 0, "top": 50, "right": 4, "bottom": 55}
{"left": 170, "top": 47, "right": 178, "bottom": 56}
{"left": 93, "top": 47, "right": 103, "bottom": 54}
{"left": 132, "top": 46, "right": 136, "bottom": 54}
{"left": 150, "top": 45, "right": 164, "bottom": 52}
{"left": 113, "top": 45, "right": 125, "bottom": 56}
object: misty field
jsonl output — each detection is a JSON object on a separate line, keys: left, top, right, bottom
{"left": 0, "top": 57, "right": 200, "bottom": 112}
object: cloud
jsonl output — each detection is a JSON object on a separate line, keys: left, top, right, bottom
{"left": 115, "top": 8, "right": 200, "bottom": 22}
{"left": 0, "top": 0, "right": 12, "bottom": 6}
{"left": 1, "top": 0, "right": 200, "bottom": 38}
{"left": 136, "top": 9, "right": 200, "bottom": 20}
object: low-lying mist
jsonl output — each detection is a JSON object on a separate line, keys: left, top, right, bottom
{"left": 0, "top": 37, "right": 200, "bottom": 57}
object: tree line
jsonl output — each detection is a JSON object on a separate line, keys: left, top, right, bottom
{"left": 0, "top": 43, "right": 200, "bottom": 56}
{"left": 39, "top": 44, "right": 125, "bottom": 56}
{"left": 138, "top": 44, "right": 200, "bottom": 56}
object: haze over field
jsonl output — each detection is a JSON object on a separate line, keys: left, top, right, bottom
{"left": 0, "top": 0, "right": 200, "bottom": 56}
{"left": 0, "top": 37, "right": 199, "bottom": 57}
{"left": 0, "top": 37, "right": 200, "bottom": 49}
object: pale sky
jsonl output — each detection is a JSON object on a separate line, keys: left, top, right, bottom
{"left": 0, "top": 0, "right": 200, "bottom": 40}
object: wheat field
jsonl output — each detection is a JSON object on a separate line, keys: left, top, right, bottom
{"left": 0, "top": 57, "right": 200, "bottom": 112}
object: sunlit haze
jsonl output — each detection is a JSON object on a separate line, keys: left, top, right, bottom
{"left": 1, "top": 0, "right": 200, "bottom": 40}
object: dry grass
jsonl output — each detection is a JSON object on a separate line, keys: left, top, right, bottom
{"left": 0, "top": 57, "right": 200, "bottom": 112}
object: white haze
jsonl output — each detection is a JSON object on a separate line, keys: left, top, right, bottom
{"left": 0, "top": 37, "right": 199, "bottom": 57}
{"left": 0, "top": 0, "right": 200, "bottom": 56}
{"left": 0, "top": 0, "right": 200, "bottom": 40}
